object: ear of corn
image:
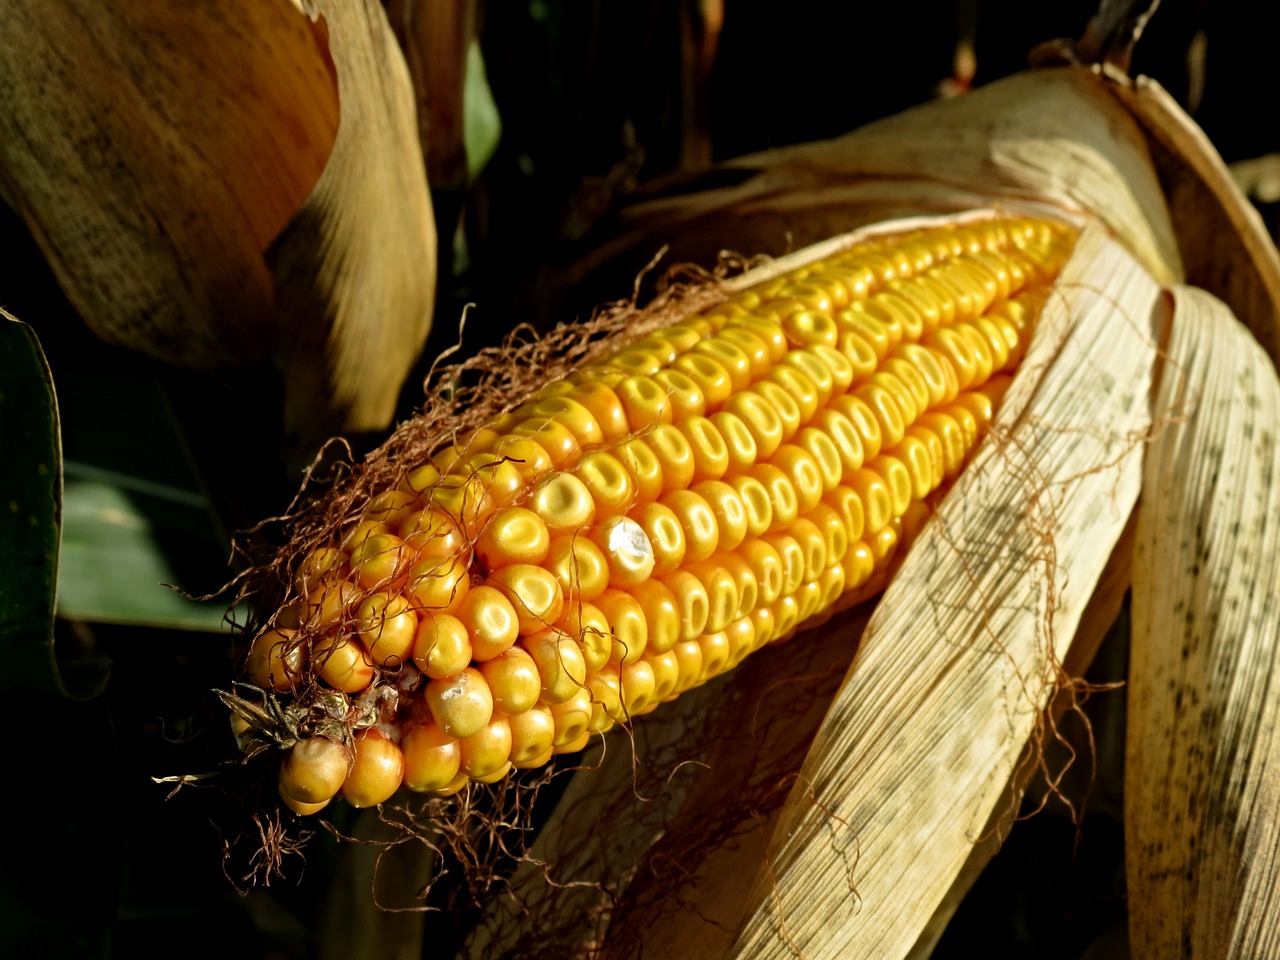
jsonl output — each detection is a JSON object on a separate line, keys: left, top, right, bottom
{"left": 257, "top": 215, "right": 1078, "bottom": 812}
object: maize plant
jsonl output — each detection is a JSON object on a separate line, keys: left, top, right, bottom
{"left": 4, "top": 0, "right": 1274, "bottom": 956}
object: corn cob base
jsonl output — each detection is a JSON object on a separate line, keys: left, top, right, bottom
{"left": 225, "top": 214, "right": 1077, "bottom": 817}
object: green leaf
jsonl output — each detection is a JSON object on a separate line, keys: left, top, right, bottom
{"left": 463, "top": 38, "right": 502, "bottom": 183}
{"left": 57, "top": 475, "right": 238, "bottom": 632}
{"left": 0, "top": 309, "right": 100, "bottom": 697}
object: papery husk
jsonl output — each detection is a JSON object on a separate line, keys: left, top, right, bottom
{"left": 268, "top": 0, "right": 437, "bottom": 445}
{"left": 0, "top": 0, "right": 437, "bottom": 446}
{"left": 455, "top": 215, "right": 1162, "bottom": 959}
{"left": 1127, "top": 285, "right": 1280, "bottom": 957}
{"left": 725, "top": 223, "right": 1161, "bottom": 958}
{"left": 1103, "top": 70, "right": 1280, "bottom": 361}
{"left": 0, "top": 0, "right": 337, "bottom": 366}
{"left": 539, "top": 66, "right": 1182, "bottom": 331}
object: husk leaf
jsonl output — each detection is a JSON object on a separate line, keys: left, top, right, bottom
{"left": 269, "top": 0, "right": 438, "bottom": 447}
{"left": 541, "top": 65, "right": 1181, "bottom": 327}
{"left": 1127, "top": 285, "right": 1280, "bottom": 957}
{"left": 0, "top": 0, "right": 339, "bottom": 367}
{"left": 1102, "top": 71, "right": 1280, "bottom": 365}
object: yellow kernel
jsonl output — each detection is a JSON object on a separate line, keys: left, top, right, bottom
{"left": 567, "top": 381, "right": 630, "bottom": 440}
{"left": 646, "top": 423, "right": 697, "bottom": 493}
{"left": 619, "top": 658, "right": 657, "bottom": 716}
{"left": 708, "top": 410, "right": 759, "bottom": 473}
{"left": 294, "top": 547, "right": 346, "bottom": 595}
{"left": 413, "top": 613, "right": 473, "bottom": 680}
{"left": 661, "top": 569, "right": 711, "bottom": 641}
{"left": 246, "top": 628, "right": 303, "bottom": 692}
{"left": 523, "top": 628, "right": 587, "bottom": 704}
{"left": 684, "top": 559, "right": 740, "bottom": 634}
{"left": 402, "top": 722, "right": 461, "bottom": 792}
{"left": 550, "top": 686, "right": 593, "bottom": 747}
{"left": 355, "top": 593, "right": 418, "bottom": 667}
{"left": 459, "top": 715, "right": 513, "bottom": 780}
{"left": 304, "top": 579, "right": 361, "bottom": 631}
{"left": 670, "top": 639, "right": 705, "bottom": 695}
{"left": 747, "top": 463, "right": 799, "bottom": 532}
{"left": 515, "top": 396, "right": 604, "bottom": 447}
{"left": 477, "top": 644, "right": 542, "bottom": 715}
{"left": 697, "top": 631, "right": 732, "bottom": 680}
{"left": 488, "top": 435, "right": 554, "bottom": 480}
{"left": 596, "top": 587, "right": 649, "bottom": 664}
{"left": 557, "top": 598, "right": 612, "bottom": 670}
{"left": 405, "top": 553, "right": 470, "bottom": 614}
{"left": 645, "top": 650, "right": 680, "bottom": 702}
{"left": 280, "top": 737, "right": 351, "bottom": 805}
{"left": 805, "top": 503, "right": 850, "bottom": 571}
{"left": 750, "top": 380, "right": 802, "bottom": 441}
{"left": 782, "top": 310, "right": 839, "bottom": 349}
{"left": 616, "top": 375, "right": 676, "bottom": 431}
{"left": 586, "top": 667, "right": 623, "bottom": 730}
{"left": 763, "top": 532, "right": 806, "bottom": 597}
{"left": 455, "top": 585, "right": 519, "bottom": 662}
{"left": 426, "top": 667, "right": 494, "bottom": 739}
{"left": 313, "top": 635, "right": 375, "bottom": 693}
{"left": 691, "top": 338, "right": 752, "bottom": 394}
{"left": 399, "top": 505, "right": 466, "bottom": 556}
{"left": 627, "top": 579, "right": 682, "bottom": 655}
{"left": 838, "top": 329, "right": 881, "bottom": 382}
{"left": 788, "top": 515, "right": 828, "bottom": 583}
{"left": 509, "top": 417, "right": 580, "bottom": 467}
{"left": 629, "top": 501, "right": 686, "bottom": 576}
{"left": 725, "top": 616, "right": 756, "bottom": 666}
{"left": 741, "top": 538, "right": 785, "bottom": 606}
{"left": 670, "top": 352, "right": 733, "bottom": 412}
{"left": 724, "top": 390, "right": 785, "bottom": 460}
{"left": 823, "top": 486, "right": 866, "bottom": 545}
{"left": 607, "top": 347, "right": 667, "bottom": 378}
{"left": 575, "top": 451, "right": 637, "bottom": 519}
{"left": 650, "top": 368, "right": 707, "bottom": 421}
{"left": 341, "top": 729, "right": 404, "bottom": 809}
{"left": 691, "top": 480, "right": 749, "bottom": 552}
{"left": 676, "top": 416, "right": 730, "bottom": 484}
{"left": 716, "top": 326, "right": 772, "bottom": 378}
{"left": 764, "top": 364, "right": 821, "bottom": 424}
{"left": 530, "top": 473, "right": 596, "bottom": 533}
{"left": 614, "top": 437, "right": 665, "bottom": 504}
{"left": 853, "top": 381, "right": 907, "bottom": 449}
{"left": 487, "top": 564, "right": 565, "bottom": 636}
{"left": 771, "top": 444, "right": 824, "bottom": 514}
{"left": 591, "top": 515, "right": 656, "bottom": 589}
{"left": 544, "top": 532, "right": 610, "bottom": 603}
{"left": 508, "top": 706, "right": 555, "bottom": 764}
{"left": 476, "top": 506, "right": 550, "bottom": 571}
{"left": 658, "top": 489, "right": 720, "bottom": 563}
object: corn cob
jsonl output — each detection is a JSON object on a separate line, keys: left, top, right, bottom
{"left": 246, "top": 216, "right": 1078, "bottom": 814}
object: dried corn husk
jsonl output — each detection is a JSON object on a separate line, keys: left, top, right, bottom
{"left": 455, "top": 63, "right": 1280, "bottom": 960}
{"left": 0, "top": 0, "right": 436, "bottom": 447}
{"left": 1127, "top": 286, "right": 1280, "bottom": 956}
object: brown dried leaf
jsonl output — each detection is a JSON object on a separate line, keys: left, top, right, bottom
{"left": 269, "top": 0, "right": 438, "bottom": 448}
{"left": 1103, "top": 70, "right": 1280, "bottom": 366}
{"left": 1127, "top": 285, "right": 1280, "bottom": 957}
{"left": 0, "top": 0, "right": 339, "bottom": 366}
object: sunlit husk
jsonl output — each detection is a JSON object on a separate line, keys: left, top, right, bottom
{"left": 542, "top": 67, "right": 1182, "bottom": 328}
{"left": 1127, "top": 285, "right": 1280, "bottom": 957}
{"left": 458, "top": 64, "right": 1280, "bottom": 960}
